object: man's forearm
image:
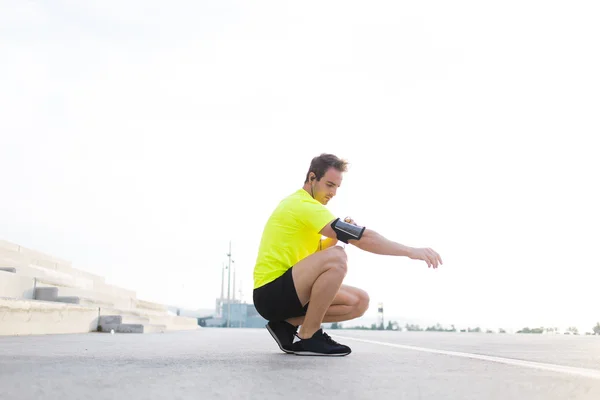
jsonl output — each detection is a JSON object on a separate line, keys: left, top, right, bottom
{"left": 350, "top": 229, "right": 413, "bottom": 257}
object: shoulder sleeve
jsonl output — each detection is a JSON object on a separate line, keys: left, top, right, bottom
{"left": 295, "top": 199, "right": 336, "bottom": 234}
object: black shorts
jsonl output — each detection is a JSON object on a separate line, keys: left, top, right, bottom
{"left": 253, "top": 267, "right": 309, "bottom": 322}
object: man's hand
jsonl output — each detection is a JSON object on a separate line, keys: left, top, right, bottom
{"left": 344, "top": 217, "right": 357, "bottom": 225}
{"left": 408, "top": 247, "right": 443, "bottom": 269}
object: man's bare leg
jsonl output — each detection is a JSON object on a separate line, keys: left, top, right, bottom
{"left": 286, "top": 284, "right": 369, "bottom": 327}
{"left": 290, "top": 245, "right": 352, "bottom": 339}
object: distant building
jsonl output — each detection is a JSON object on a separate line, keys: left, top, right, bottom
{"left": 204, "top": 299, "right": 267, "bottom": 328}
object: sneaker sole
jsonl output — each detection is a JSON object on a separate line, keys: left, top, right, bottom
{"left": 293, "top": 350, "right": 351, "bottom": 356}
{"left": 266, "top": 324, "right": 294, "bottom": 354}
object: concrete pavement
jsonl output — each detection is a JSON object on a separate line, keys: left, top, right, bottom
{"left": 1, "top": 328, "right": 599, "bottom": 400}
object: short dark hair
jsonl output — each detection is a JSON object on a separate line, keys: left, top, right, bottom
{"left": 304, "top": 153, "right": 349, "bottom": 183}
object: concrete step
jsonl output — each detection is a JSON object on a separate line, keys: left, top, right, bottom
{"left": 98, "top": 321, "right": 167, "bottom": 334}
{"left": 34, "top": 285, "right": 133, "bottom": 309}
{"left": 55, "top": 265, "right": 106, "bottom": 287}
{"left": 11, "top": 241, "right": 72, "bottom": 270}
{"left": 0, "top": 249, "right": 29, "bottom": 266}
{"left": 93, "top": 281, "right": 137, "bottom": 301}
{"left": 34, "top": 287, "right": 115, "bottom": 308}
{"left": 99, "top": 307, "right": 199, "bottom": 331}
{"left": 99, "top": 315, "right": 151, "bottom": 325}
{"left": 56, "top": 296, "right": 114, "bottom": 308}
{"left": 134, "top": 298, "right": 168, "bottom": 312}
{"left": 0, "top": 263, "right": 94, "bottom": 290}
{"left": 0, "top": 297, "right": 99, "bottom": 336}
{"left": 0, "top": 245, "right": 71, "bottom": 271}
{"left": 0, "top": 270, "right": 35, "bottom": 299}
{"left": 0, "top": 241, "right": 104, "bottom": 286}
{"left": 0, "top": 239, "right": 21, "bottom": 252}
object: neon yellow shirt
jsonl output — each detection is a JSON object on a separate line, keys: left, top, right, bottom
{"left": 253, "top": 188, "right": 336, "bottom": 289}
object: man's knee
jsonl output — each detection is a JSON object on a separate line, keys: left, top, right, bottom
{"left": 356, "top": 289, "right": 370, "bottom": 317}
{"left": 325, "top": 246, "right": 347, "bottom": 276}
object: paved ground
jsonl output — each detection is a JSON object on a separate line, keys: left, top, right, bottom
{"left": 1, "top": 328, "right": 599, "bottom": 399}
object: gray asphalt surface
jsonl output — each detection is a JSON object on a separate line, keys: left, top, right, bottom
{"left": 1, "top": 328, "right": 599, "bottom": 400}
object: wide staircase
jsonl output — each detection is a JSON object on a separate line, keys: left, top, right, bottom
{"left": 0, "top": 239, "right": 199, "bottom": 335}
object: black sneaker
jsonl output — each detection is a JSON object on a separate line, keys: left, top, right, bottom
{"left": 291, "top": 329, "right": 351, "bottom": 356}
{"left": 266, "top": 321, "right": 298, "bottom": 354}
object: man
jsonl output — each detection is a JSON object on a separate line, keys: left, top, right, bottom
{"left": 252, "top": 153, "right": 443, "bottom": 356}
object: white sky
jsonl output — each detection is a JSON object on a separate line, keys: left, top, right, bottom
{"left": 1, "top": 1, "right": 598, "bottom": 332}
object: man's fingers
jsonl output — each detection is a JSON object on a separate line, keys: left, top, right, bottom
{"left": 419, "top": 248, "right": 442, "bottom": 269}
{"left": 434, "top": 250, "right": 442, "bottom": 265}
{"left": 426, "top": 249, "right": 437, "bottom": 268}
{"left": 428, "top": 248, "right": 442, "bottom": 267}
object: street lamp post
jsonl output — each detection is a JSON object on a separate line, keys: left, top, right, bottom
{"left": 226, "top": 240, "right": 234, "bottom": 328}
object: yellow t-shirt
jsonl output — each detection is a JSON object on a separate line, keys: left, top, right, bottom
{"left": 253, "top": 188, "right": 336, "bottom": 289}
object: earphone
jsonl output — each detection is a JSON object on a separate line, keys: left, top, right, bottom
{"left": 310, "top": 175, "right": 316, "bottom": 198}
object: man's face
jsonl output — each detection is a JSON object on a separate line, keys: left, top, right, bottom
{"left": 312, "top": 167, "right": 343, "bottom": 205}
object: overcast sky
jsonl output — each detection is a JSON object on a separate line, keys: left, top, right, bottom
{"left": 1, "top": 1, "right": 598, "bottom": 331}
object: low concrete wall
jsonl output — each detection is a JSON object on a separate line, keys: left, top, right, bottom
{"left": 0, "top": 298, "right": 99, "bottom": 336}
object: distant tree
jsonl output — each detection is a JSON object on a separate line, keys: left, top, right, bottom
{"left": 567, "top": 326, "right": 579, "bottom": 335}
{"left": 594, "top": 322, "right": 600, "bottom": 335}
{"left": 349, "top": 325, "right": 371, "bottom": 330}
{"left": 426, "top": 323, "right": 445, "bottom": 332}
{"left": 517, "top": 327, "right": 543, "bottom": 334}
{"left": 499, "top": 328, "right": 506, "bottom": 334}
{"left": 405, "top": 324, "right": 423, "bottom": 332}
{"left": 378, "top": 322, "right": 384, "bottom": 330}
{"left": 371, "top": 323, "right": 377, "bottom": 330}
{"left": 330, "top": 322, "right": 339, "bottom": 329}
{"left": 386, "top": 321, "right": 393, "bottom": 330}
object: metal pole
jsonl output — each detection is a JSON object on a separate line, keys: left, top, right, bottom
{"left": 220, "top": 263, "right": 225, "bottom": 317}
{"left": 227, "top": 240, "right": 232, "bottom": 328}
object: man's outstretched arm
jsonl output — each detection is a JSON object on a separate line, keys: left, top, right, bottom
{"left": 348, "top": 229, "right": 411, "bottom": 256}
{"left": 353, "top": 229, "right": 442, "bottom": 269}
{"left": 320, "top": 219, "right": 443, "bottom": 269}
